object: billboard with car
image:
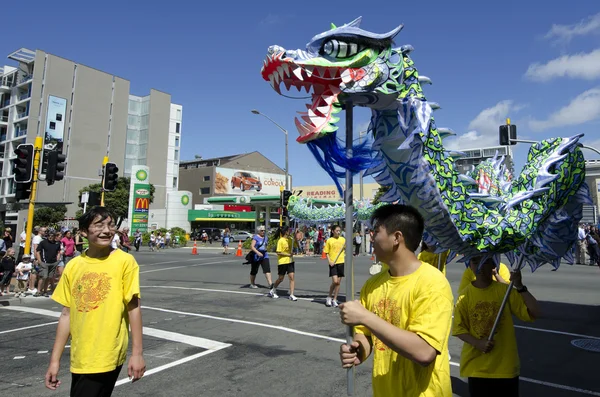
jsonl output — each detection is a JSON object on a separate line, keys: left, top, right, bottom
{"left": 214, "top": 167, "right": 285, "bottom": 196}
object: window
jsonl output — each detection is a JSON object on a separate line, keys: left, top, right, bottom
{"left": 174, "top": 149, "right": 179, "bottom": 161}
{"left": 175, "top": 137, "right": 180, "bottom": 147}
{"left": 200, "top": 187, "right": 211, "bottom": 195}
{"left": 173, "top": 177, "right": 178, "bottom": 188}
{"left": 203, "top": 175, "right": 210, "bottom": 181}
{"left": 176, "top": 122, "right": 180, "bottom": 133}
{"left": 176, "top": 108, "right": 182, "bottom": 121}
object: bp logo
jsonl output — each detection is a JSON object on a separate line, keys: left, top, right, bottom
{"left": 181, "top": 195, "right": 190, "bottom": 206}
{"left": 135, "top": 170, "right": 148, "bottom": 181}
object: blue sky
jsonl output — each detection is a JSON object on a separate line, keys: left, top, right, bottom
{"left": 2, "top": 1, "right": 600, "bottom": 187}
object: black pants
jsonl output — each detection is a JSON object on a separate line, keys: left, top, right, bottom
{"left": 468, "top": 376, "right": 519, "bottom": 397}
{"left": 71, "top": 365, "right": 123, "bottom": 397}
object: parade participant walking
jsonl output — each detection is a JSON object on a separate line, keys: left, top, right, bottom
{"left": 249, "top": 226, "right": 273, "bottom": 289}
{"left": 270, "top": 226, "right": 297, "bottom": 301}
{"left": 453, "top": 256, "right": 540, "bottom": 397}
{"left": 339, "top": 204, "right": 454, "bottom": 396}
{"left": 45, "top": 206, "right": 145, "bottom": 396}
{"left": 324, "top": 225, "right": 346, "bottom": 307}
{"left": 222, "top": 228, "right": 231, "bottom": 255}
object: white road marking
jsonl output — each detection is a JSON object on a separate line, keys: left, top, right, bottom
{"left": 143, "top": 286, "right": 600, "bottom": 341}
{"left": 37, "top": 350, "right": 48, "bottom": 354}
{"left": 142, "top": 305, "right": 600, "bottom": 396}
{"left": 0, "top": 321, "right": 58, "bottom": 334}
{"left": 138, "top": 258, "right": 209, "bottom": 267}
{"left": 13, "top": 356, "right": 25, "bottom": 359}
{"left": 139, "top": 260, "right": 237, "bottom": 274}
{"left": 143, "top": 327, "right": 230, "bottom": 350}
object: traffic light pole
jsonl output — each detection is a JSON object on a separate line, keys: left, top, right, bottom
{"left": 100, "top": 156, "right": 108, "bottom": 207}
{"left": 23, "top": 136, "right": 43, "bottom": 256}
{"left": 279, "top": 186, "right": 284, "bottom": 227}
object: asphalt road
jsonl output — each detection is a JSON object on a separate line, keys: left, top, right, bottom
{"left": 0, "top": 246, "right": 599, "bottom": 397}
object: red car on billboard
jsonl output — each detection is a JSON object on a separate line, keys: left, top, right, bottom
{"left": 231, "top": 171, "right": 262, "bottom": 192}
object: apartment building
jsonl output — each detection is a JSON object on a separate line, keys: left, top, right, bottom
{"left": 0, "top": 48, "right": 182, "bottom": 228}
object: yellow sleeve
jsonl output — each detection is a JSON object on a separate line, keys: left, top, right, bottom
{"left": 452, "top": 292, "right": 470, "bottom": 336}
{"left": 323, "top": 239, "right": 331, "bottom": 254}
{"left": 508, "top": 287, "right": 533, "bottom": 323}
{"left": 407, "top": 279, "right": 454, "bottom": 354}
{"left": 276, "top": 238, "right": 285, "bottom": 253}
{"left": 498, "top": 263, "right": 511, "bottom": 282}
{"left": 354, "top": 281, "right": 372, "bottom": 337}
{"left": 458, "top": 267, "right": 474, "bottom": 294}
{"left": 123, "top": 256, "right": 141, "bottom": 303}
{"left": 51, "top": 266, "right": 71, "bottom": 308}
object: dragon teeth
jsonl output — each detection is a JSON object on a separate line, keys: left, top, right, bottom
{"left": 304, "top": 66, "right": 313, "bottom": 77}
{"left": 282, "top": 63, "right": 290, "bottom": 77}
{"left": 284, "top": 80, "right": 292, "bottom": 90}
{"left": 292, "top": 67, "right": 304, "bottom": 81}
{"left": 315, "top": 67, "right": 326, "bottom": 77}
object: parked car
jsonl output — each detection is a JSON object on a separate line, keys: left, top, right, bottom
{"left": 230, "top": 231, "right": 253, "bottom": 242}
{"left": 231, "top": 171, "right": 262, "bottom": 192}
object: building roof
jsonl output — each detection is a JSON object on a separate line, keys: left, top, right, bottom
{"left": 179, "top": 151, "right": 286, "bottom": 174}
{"left": 180, "top": 153, "right": 246, "bottom": 167}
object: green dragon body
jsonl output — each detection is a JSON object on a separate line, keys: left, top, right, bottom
{"left": 261, "top": 17, "right": 592, "bottom": 270}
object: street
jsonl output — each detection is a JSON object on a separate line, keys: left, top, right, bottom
{"left": 0, "top": 246, "right": 599, "bottom": 397}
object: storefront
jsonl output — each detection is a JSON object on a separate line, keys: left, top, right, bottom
{"left": 188, "top": 209, "right": 257, "bottom": 232}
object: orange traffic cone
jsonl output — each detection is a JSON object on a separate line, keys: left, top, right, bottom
{"left": 321, "top": 250, "right": 327, "bottom": 260}
{"left": 370, "top": 253, "right": 375, "bottom": 262}
{"left": 236, "top": 241, "right": 243, "bottom": 257}
{"left": 191, "top": 240, "right": 198, "bottom": 255}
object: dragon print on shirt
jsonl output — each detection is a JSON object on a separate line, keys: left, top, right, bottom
{"left": 72, "top": 272, "right": 112, "bottom": 312}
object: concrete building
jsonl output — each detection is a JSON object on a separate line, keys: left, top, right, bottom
{"left": 178, "top": 152, "right": 290, "bottom": 207}
{"left": 584, "top": 159, "right": 600, "bottom": 224}
{"left": 0, "top": 48, "right": 182, "bottom": 229}
{"left": 453, "top": 145, "right": 514, "bottom": 175}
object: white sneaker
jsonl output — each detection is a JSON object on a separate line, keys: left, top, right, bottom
{"left": 249, "top": 284, "right": 258, "bottom": 289}
{"left": 325, "top": 297, "right": 332, "bottom": 307}
{"left": 269, "top": 289, "right": 279, "bottom": 299}
{"left": 289, "top": 294, "right": 297, "bottom": 301}
{"left": 332, "top": 300, "right": 339, "bottom": 308}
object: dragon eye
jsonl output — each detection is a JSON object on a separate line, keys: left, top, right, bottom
{"left": 322, "top": 40, "right": 360, "bottom": 58}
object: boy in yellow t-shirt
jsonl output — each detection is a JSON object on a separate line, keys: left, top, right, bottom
{"left": 458, "top": 261, "right": 511, "bottom": 293}
{"left": 417, "top": 242, "right": 450, "bottom": 275}
{"left": 453, "top": 256, "right": 540, "bottom": 397}
{"left": 270, "top": 225, "right": 297, "bottom": 301}
{"left": 339, "top": 204, "right": 454, "bottom": 397}
{"left": 45, "top": 206, "right": 145, "bottom": 397}
{"left": 324, "top": 224, "right": 345, "bottom": 308}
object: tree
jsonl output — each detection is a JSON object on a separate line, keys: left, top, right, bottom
{"left": 372, "top": 185, "right": 391, "bottom": 205}
{"left": 76, "top": 177, "right": 155, "bottom": 227}
{"left": 34, "top": 205, "right": 68, "bottom": 228}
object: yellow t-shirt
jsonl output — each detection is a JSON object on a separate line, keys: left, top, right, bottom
{"left": 417, "top": 250, "right": 450, "bottom": 276}
{"left": 452, "top": 282, "right": 533, "bottom": 378}
{"left": 324, "top": 236, "right": 346, "bottom": 264}
{"left": 51, "top": 249, "right": 141, "bottom": 374}
{"left": 276, "top": 237, "right": 293, "bottom": 265}
{"left": 458, "top": 263, "right": 511, "bottom": 293}
{"left": 355, "top": 262, "right": 454, "bottom": 397}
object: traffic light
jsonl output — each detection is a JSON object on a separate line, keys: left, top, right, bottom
{"left": 13, "top": 143, "right": 34, "bottom": 183}
{"left": 499, "top": 124, "right": 517, "bottom": 146}
{"left": 46, "top": 151, "right": 66, "bottom": 186}
{"left": 14, "top": 181, "right": 31, "bottom": 201}
{"left": 281, "top": 189, "right": 292, "bottom": 207}
{"left": 103, "top": 162, "right": 119, "bottom": 191}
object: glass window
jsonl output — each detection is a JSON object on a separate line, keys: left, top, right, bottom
{"left": 127, "top": 115, "right": 140, "bottom": 127}
{"left": 176, "top": 123, "right": 180, "bottom": 133}
{"left": 141, "top": 98, "right": 150, "bottom": 114}
{"left": 174, "top": 149, "right": 179, "bottom": 161}
{"left": 203, "top": 175, "right": 210, "bottom": 181}
{"left": 200, "top": 187, "right": 211, "bottom": 195}
{"left": 175, "top": 137, "right": 180, "bottom": 147}
{"left": 176, "top": 109, "right": 182, "bottom": 121}
{"left": 173, "top": 177, "right": 178, "bottom": 188}
{"left": 128, "top": 99, "right": 141, "bottom": 114}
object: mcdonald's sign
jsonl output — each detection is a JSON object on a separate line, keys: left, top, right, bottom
{"left": 135, "top": 197, "right": 150, "bottom": 213}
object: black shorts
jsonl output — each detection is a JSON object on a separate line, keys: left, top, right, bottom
{"left": 277, "top": 262, "right": 295, "bottom": 275}
{"left": 329, "top": 263, "right": 345, "bottom": 278}
{"left": 250, "top": 258, "right": 271, "bottom": 275}
{"left": 468, "top": 376, "right": 519, "bottom": 397}
{"left": 71, "top": 365, "right": 123, "bottom": 397}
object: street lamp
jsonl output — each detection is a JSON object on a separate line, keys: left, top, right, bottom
{"left": 251, "top": 109, "right": 289, "bottom": 190}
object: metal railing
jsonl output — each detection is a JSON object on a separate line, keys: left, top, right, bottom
{"left": 18, "top": 92, "right": 30, "bottom": 101}
{"left": 15, "top": 129, "right": 27, "bottom": 137}
{"left": 0, "top": 115, "right": 8, "bottom": 122}
{"left": 16, "top": 111, "right": 28, "bottom": 119}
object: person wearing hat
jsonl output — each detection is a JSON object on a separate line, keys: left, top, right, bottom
{"left": 14, "top": 254, "right": 32, "bottom": 298}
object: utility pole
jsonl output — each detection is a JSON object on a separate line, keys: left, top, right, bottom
{"left": 23, "top": 136, "right": 43, "bottom": 256}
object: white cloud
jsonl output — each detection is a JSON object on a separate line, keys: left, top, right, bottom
{"left": 544, "top": 12, "right": 600, "bottom": 44}
{"left": 528, "top": 87, "right": 600, "bottom": 131}
{"left": 525, "top": 49, "right": 600, "bottom": 82}
{"left": 582, "top": 138, "right": 600, "bottom": 159}
{"left": 445, "top": 100, "right": 520, "bottom": 151}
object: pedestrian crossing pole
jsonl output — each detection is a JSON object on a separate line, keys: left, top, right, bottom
{"left": 279, "top": 185, "right": 284, "bottom": 227}
{"left": 100, "top": 156, "right": 109, "bottom": 207}
{"left": 344, "top": 101, "right": 355, "bottom": 396}
{"left": 23, "top": 136, "right": 44, "bottom": 256}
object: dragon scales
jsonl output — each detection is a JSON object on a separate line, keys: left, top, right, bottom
{"left": 260, "top": 17, "right": 592, "bottom": 270}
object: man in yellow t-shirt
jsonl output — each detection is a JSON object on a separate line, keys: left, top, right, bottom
{"left": 453, "top": 256, "right": 540, "bottom": 396}
{"left": 45, "top": 206, "right": 145, "bottom": 397}
{"left": 324, "top": 225, "right": 345, "bottom": 308}
{"left": 458, "top": 261, "right": 511, "bottom": 293}
{"left": 270, "top": 225, "right": 297, "bottom": 301}
{"left": 339, "top": 204, "right": 454, "bottom": 397}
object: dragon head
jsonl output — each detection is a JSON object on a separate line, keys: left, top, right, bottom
{"left": 261, "top": 17, "right": 405, "bottom": 144}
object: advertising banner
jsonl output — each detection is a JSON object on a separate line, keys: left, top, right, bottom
{"left": 41, "top": 95, "right": 67, "bottom": 175}
{"left": 128, "top": 166, "right": 151, "bottom": 233}
{"left": 214, "top": 167, "right": 285, "bottom": 196}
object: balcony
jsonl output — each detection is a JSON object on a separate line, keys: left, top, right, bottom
{"left": 18, "top": 92, "right": 30, "bottom": 101}
{"left": 1, "top": 99, "right": 10, "bottom": 109}
{"left": 0, "top": 135, "right": 6, "bottom": 142}
{"left": 15, "top": 129, "right": 27, "bottom": 137}
{"left": 15, "top": 111, "right": 28, "bottom": 120}
{"left": 0, "top": 115, "right": 8, "bottom": 124}
{"left": 16, "top": 74, "right": 32, "bottom": 86}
